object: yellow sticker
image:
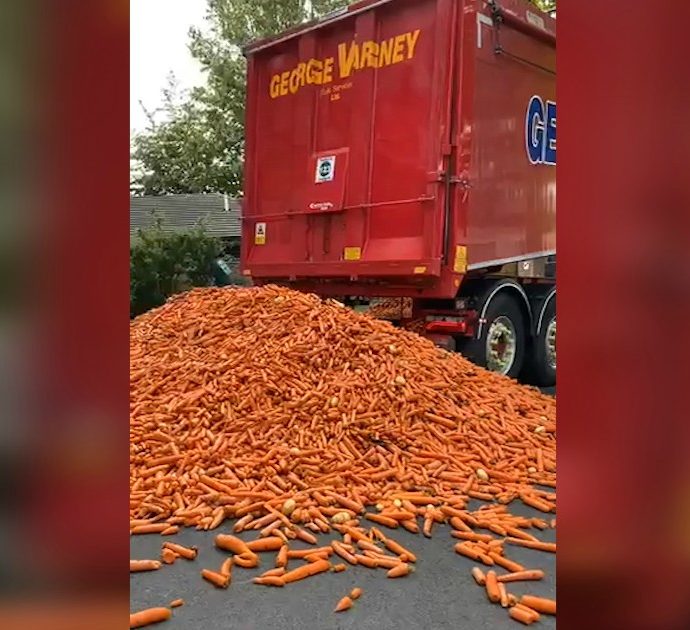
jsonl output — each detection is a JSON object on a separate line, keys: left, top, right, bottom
{"left": 254, "top": 222, "right": 266, "bottom": 245}
{"left": 414, "top": 266, "right": 427, "bottom": 274}
{"left": 454, "top": 246, "right": 468, "bottom": 273}
{"left": 344, "top": 247, "right": 361, "bottom": 261}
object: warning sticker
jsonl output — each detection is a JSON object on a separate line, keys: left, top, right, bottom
{"left": 254, "top": 222, "right": 266, "bottom": 246}
{"left": 315, "top": 156, "right": 336, "bottom": 183}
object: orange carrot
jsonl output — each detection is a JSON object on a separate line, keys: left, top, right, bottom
{"left": 162, "top": 542, "right": 197, "bottom": 560}
{"left": 220, "top": 558, "right": 233, "bottom": 578}
{"left": 130, "top": 560, "right": 161, "bottom": 572}
{"left": 332, "top": 563, "right": 347, "bottom": 573}
{"left": 253, "top": 576, "right": 285, "bottom": 587}
{"left": 485, "top": 570, "right": 500, "bottom": 603}
{"left": 287, "top": 546, "right": 333, "bottom": 558}
{"left": 509, "top": 606, "right": 536, "bottom": 625}
{"left": 354, "top": 554, "right": 378, "bottom": 568}
{"left": 331, "top": 541, "right": 358, "bottom": 565}
{"left": 505, "top": 538, "right": 556, "bottom": 553}
{"left": 513, "top": 604, "right": 541, "bottom": 622}
{"left": 201, "top": 569, "right": 229, "bottom": 588}
{"left": 233, "top": 552, "right": 259, "bottom": 568}
{"left": 351, "top": 587, "right": 363, "bottom": 600}
{"left": 365, "top": 513, "right": 399, "bottom": 528}
{"left": 382, "top": 538, "right": 417, "bottom": 563}
{"left": 276, "top": 545, "right": 288, "bottom": 567}
{"left": 131, "top": 524, "right": 169, "bottom": 535}
{"left": 335, "top": 596, "right": 353, "bottom": 612}
{"left": 498, "top": 582, "right": 509, "bottom": 607}
{"left": 161, "top": 548, "right": 178, "bottom": 565}
{"left": 471, "top": 567, "right": 486, "bottom": 585}
{"left": 247, "top": 537, "right": 284, "bottom": 552}
{"left": 488, "top": 553, "right": 524, "bottom": 573}
{"left": 282, "top": 559, "right": 331, "bottom": 583}
{"left": 260, "top": 567, "right": 286, "bottom": 577}
{"left": 130, "top": 607, "right": 171, "bottom": 628}
{"left": 387, "top": 563, "right": 413, "bottom": 578}
{"left": 170, "top": 599, "right": 184, "bottom": 608}
{"left": 520, "top": 595, "right": 556, "bottom": 615}
{"left": 215, "top": 534, "right": 251, "bottom": 555}
{"left": 497, "top": 570, "right": 545, "bottom": 583}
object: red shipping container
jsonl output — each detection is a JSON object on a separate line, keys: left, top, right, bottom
{"left": 242, "top": 0, "right": 555, "bottom": 299}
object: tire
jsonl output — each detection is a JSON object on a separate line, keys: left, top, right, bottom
{"left": 460, "top": 293, "right": 526, "bottom": 379}
{"left": 526, "top": 299, "right": 556, "bottom": 387}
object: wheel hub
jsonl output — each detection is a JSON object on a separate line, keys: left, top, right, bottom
{"left": 545, "top": 318, "right": 556, "bottom": 370}
{"left": 486, "top": 316, "right": 517, "bottom": 375}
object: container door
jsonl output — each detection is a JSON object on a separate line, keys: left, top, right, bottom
{"left": 244, "top": 0, "right": 457, "bottom": 280}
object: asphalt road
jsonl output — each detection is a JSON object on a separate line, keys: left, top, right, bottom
{"left": 130, "top": 499, "right": 555, "bottom": 629}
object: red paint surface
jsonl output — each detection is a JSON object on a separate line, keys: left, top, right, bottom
{"left": 242, "top": 0, "right": 555, "bottom": 298}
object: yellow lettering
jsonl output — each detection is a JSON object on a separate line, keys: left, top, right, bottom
{"left": 269, "top": 74, "right": 281, "bottom": 98}
{"left": 360, "top": 41, "right": 375, "bottom": 69}
{"left": 291, "top": 63, "right": 306, "bottom": 93}
{"left": 379, "top": 39, "right": 394, "bottom": 67}
{"left": 279, "top": 71, "right": 290, "bottom": 96}
{"left": 338, "top": 41, "right": 360, "bottom": 78}
{"left": 323, "top": 57, "right": 334, "bottom": 83}
{"left": 307, "top": 59, "right": 322, "bottom": 84}
{"left": 405, "top": 29, "right": 421, "bottom": 59}
{"left": 392, "top": 35, "right": 406, "bottom": 63}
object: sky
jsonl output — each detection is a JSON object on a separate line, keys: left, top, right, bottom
{"left": 130, "top": 0, "right": 208, "bottom": 135}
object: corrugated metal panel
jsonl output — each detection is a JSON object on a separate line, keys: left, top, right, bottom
{"left": 130, "top": 194, "right": 242, "bottom": 240}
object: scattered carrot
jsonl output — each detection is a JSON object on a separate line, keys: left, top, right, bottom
{"left": 130, "top": 287, "right": 557, "bottom": 626}
{"left": 130, "top": 560, "right": 161, "bottom": 572}
{"left": 162, "top": 543, "right": 197, "bottom": 560}
{"left": 513, "top": 604, "right": 541, "bottom": 623}
{"left": 169, "top": 599, "right": 184, "bottom": 608}
{"left": 131, "top": 524, "right": 169, "bottom": 535}
{"left": 247, "top": 537, "right": 284, "bottom": 552}
{"left": 233, "top": 552, "right": 259, "bottom": 568}
{"left": 505, "top": 538, "right": 557, "bottom": 553}
{"left": 335, "top": 596, "right": 353, "bottom": 612}
{"left": 161, "top": 548, "right": 178, "bottom": 565}
{"left": 282, "top": 559, "right": 331, "bottom": 583}
{"left": 253, "top": 576, "right": 285, "bottom": 587}
{"left": 332, "top": 563, "right": 347, "bottom": 573}
{"left": 509, "top": 606, "right": 536, "bottom": 625}
{"left": 386, "top": 563, "right": 413, "bottom": 578}
{"left": 260, "top": 567, "right": 286, "bottom": 577}
{"left": 497, "top": 570, "right": 545, "bottom": 583}
{"left": 485, "top": 570, "right": 501, "bottom": 603}
{"left": 498, "top": 582, "right": 509, "bottom": 608}
{"left": 220, "top": 558, "right": 233, "bottom": 578}
{"left": 471, "top": 567, "right": 486, "bottom": 585}
{"left": 351, "top": 587, "right": 363, "bottom": 600}
{"left": 382, "top": 538, "right": 417, "bottom": 563}
{"left": 520, "top": 595, "right": 556, "bottom": 615}
{"left": 215, "top": 534, "right": 251, "bottom": 555}
{"left": 201, "top": 569, "right": 229, "bottom": 589}
{"left": 130, "top": 607, "right": 171, "bottom": 628}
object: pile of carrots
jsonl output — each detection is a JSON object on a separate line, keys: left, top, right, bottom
{"left": 130, "top": 286, "right": 556, "bottom": 626}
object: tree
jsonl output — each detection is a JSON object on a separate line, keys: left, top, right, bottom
{"left": 131, "top": 0, "right": 554, "bottom": 195}
{"left": 131, "top": 0, "right": 343, "bottom": 196}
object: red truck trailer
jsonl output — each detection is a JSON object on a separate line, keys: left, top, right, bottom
{"left": 241, "top": 0, "right": 556, "bottom": 385}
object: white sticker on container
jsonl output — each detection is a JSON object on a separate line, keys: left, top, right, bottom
{"left": 315, "top": 156, "right": 336, "bottom": 183}
{"left": 254, "top": 222, "right": 266, "bottom": 245}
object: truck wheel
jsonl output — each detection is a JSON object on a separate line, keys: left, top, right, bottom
{"left": 465, "top": 294, "right": 526, "bottom": 379}
{"left": 528, "top": 300, "right": 556, "bottom": 387}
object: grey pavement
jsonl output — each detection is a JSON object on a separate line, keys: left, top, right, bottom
{"left": 130, "top": 500, "right": 556, "bottom": 629}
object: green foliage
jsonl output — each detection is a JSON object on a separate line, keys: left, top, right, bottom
{"left": 130, "top": 218, "right": 222, "bottom": 317}
{"left": 531, "top": 0, "right": 556, "bottom": 13}
{"left": 131, "top": 0, "right": 554, "bottom": 195}
{"left": 131, "top": 0, "right": 343, "bottom": 196}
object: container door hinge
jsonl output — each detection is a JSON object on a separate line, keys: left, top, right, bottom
{"left": 449, "top": 177, "right": 471, "bottom": 188}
